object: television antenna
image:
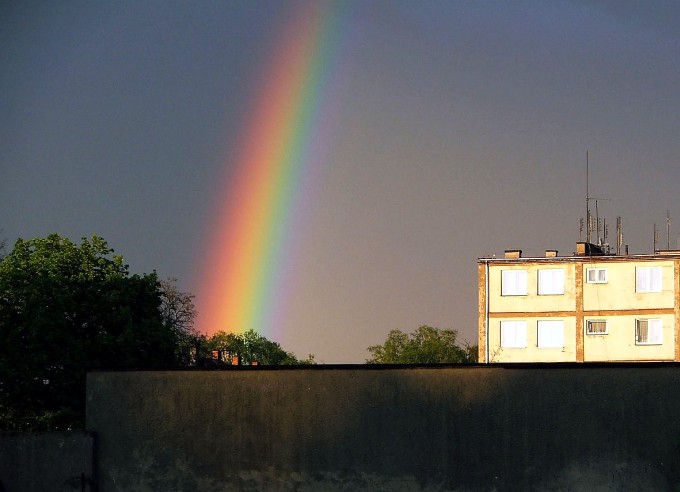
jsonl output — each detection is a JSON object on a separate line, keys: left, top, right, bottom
{"left": 584, "top": 151, "right": 611, "bottom": 246}
{"left": 654, "top": 223, "right": 659, "bottom": 252}
{"left": 666, "top": 210, "right": 671, "bottom": 250}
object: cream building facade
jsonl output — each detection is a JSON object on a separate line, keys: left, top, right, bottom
{"left": 478, "top": 243, "right": 680, "bottom": 363}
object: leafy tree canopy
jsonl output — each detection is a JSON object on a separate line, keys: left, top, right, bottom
{"left": 0, "top": 234, "right": 183, "bottom": 430}
{"left": 199, "top": 329, "right": 314, "bottom": 366}
{"left": 366, "top": 325, "right": 476, "bottom": 364}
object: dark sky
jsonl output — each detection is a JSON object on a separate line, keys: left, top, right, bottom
{"left": 2, "top": 1, "right": 679, "bottom": 362}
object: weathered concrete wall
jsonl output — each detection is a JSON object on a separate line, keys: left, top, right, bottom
{"left": 0, "top": 430, "right": 95, "bottom": 492}
{"left": 87, "top": 365, "right": 680, "bottom": 491}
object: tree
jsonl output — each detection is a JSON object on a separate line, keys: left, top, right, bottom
{"left": 0, "top": 230, "right": 6, "bottom": 259}
{"left": 0, "top": 234, "right": 181, "bottom": 430}
{"left": 159, "top": 278, "right": 196, "bottom": 335}
{"left": 366, "top": 325, "right": 476, "bottom": 364}
{"left": 159, "top": 277, "right": 198, "bottom": 362}
{"left": 203, "top": 329, "right": 314, "bottom": 365}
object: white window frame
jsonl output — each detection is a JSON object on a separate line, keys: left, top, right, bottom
{"left": 586, "top": 268, "right": 607, "bottom": 284}
{"left": 501, "top": 270, "right": 528, "bottom": 296}
{"left": 500, "top": 321, "right": 527, "bottom": 348}
{"left": 586, "top": 320, "right": 608, "bottom": 335}
{"left": 537, "top": 320, "right": 564, "bottom": 348}
{"left": 537, "top": 269, "right": 565, "bottom": 295}
{"left": 635, "top": 319, "right": 663, "bottom": 345}
{"left": 636, "top": 266, "right": 662, "bottom": 293}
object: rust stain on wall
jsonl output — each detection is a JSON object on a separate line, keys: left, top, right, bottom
{"left": 478, "top": 263, "right": 487, "bottom": 363}
{"left": 575, "top": 263, "right": 584, "bottom": 362}
{"left": 675, "top": 260, "right": 680, "bottom": 362}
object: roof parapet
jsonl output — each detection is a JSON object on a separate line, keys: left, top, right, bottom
{"left": 655, "top": 250, "right": 680, "bottom": 256}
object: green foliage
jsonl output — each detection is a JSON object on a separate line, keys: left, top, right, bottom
{"left": 366, "top": 325, "right": 476, "bottom": 364}
{"left": 0, "top": 234, "right": 181, "bottom": 430}
{"left": 202, "top": 329, "right": 313, "bottom": 365}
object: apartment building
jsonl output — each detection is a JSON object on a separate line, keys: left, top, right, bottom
{"left": 478, "top": 243, "right": 680, "bottom": 363}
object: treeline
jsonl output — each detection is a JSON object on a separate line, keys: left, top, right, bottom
{"left": 0, "top": 234, "right": 474, "bottom": 431}
{"left": 190, "top": 329, "right": 316, "bottom": 366}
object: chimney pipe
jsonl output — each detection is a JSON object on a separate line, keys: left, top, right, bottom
{"left": 504, "top": 249, "right": 522, "bottom": 259}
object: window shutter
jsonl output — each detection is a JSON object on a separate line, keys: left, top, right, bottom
{"left": 502, "top": 270, "right": 527, "bottom": 296}
{"left": 651, "top": 268, "right": 662, "bottom": 291}
{"left": 501, "top": 321, "right": 527, "bottom": 348}
{"left": 637, "top": 268, "right": 649, "bottom": 292}
{"left": 537, "top": 320, "right": 564, "bottom": 347}
{"left": 650, "top": 319, "right": 663, "bottom": 344}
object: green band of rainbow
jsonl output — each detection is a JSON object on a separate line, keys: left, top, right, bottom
{"left": 196, "top": 2, "right": 346, "bottom": 336}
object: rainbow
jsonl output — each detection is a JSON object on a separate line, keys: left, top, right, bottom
{"left": 196, "top": 2, "right": 347, "bottom": 337}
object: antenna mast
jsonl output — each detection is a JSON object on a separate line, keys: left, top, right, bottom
{"left": 582, "top": 151, "right": 611, "bottom": 247}
{"left": 586, "top": 151, "right": 591, "bottom": 243}
{"left": 595, "top": 200, "right": 601, "bottom": 245}
{"left": 654, "top": 224, "right": 659, "bottom": 252}
{"left": 666, "top": 210, "right": 671, "bottom": 250}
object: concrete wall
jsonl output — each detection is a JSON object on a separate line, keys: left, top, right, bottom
{"left": 0, "top": 430, "right": 95, "bottom": 492}
{"left": 87, "top": 365, "right": 680, "bottom": 491}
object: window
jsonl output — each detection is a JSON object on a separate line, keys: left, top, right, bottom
{"left": 500, "top": 321, "right": 527, "bottom": 348}
{"left": 586, "top": 320, "right": 607, "bottom": 335}
{"left": 636, "top": 267, "right": 662, "bottom": 293}
{"left": 538, "top": 269, "right": 564, "bottom": 295}
{"left": 636, "top": 319, "right": 662, "bottom": 345}
{"left": 501, "top": 270, "right": 527, "bottom": 296}
{"left": 586, "top": 268, "right": 607, "bottom": 284}
{"left": 537, "top": 320, "right": 564, "bottom": 348}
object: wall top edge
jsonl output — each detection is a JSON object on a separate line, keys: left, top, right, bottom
{"left": 87, "top": 362, "right": 680, "bottom": 373}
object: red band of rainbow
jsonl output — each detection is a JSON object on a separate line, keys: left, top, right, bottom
{"left": 196, "top": 2, "right": 346, "bottom": 337}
